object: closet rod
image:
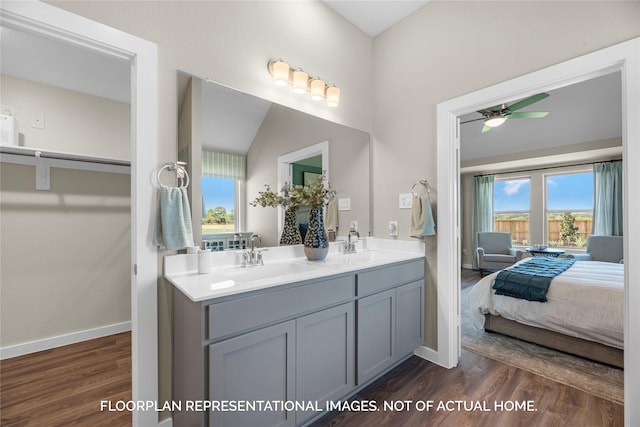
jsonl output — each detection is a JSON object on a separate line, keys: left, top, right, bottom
{"left": 473, "top": 158, "right": 622, "bottom": 178}
{"left": 0, "top": 146, "right": 130, "bottom": 167}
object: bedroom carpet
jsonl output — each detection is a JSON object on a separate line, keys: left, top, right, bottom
{"left": 461, "top": 281, "right": 624, "bottom": 405}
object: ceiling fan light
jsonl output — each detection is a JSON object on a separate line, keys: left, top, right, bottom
{"left": 485, "top": 115, "right": 507, "bottom": 128}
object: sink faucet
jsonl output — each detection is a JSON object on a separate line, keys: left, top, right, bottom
{"left": 242, "top": 234, "right": 266, "bottom": 267}
{"left": 342, "top": 227, "right": 359, "bottom": 254}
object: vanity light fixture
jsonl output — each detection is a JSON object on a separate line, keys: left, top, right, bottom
{"left": 268, "top": 59, "right": 340, "bottom": 107}
{"left": 292, "top": 69, "right": 308, "bottom": 94}
{"left": 310, "top": 78, "right": 325, "bottom": 100}
{"left": 484, "top": 114, "right": 507, "bottom": 128}
{"left": 326, "top": 85, "right": 340, "bottom": 107}
{"left": 270, "top": 59, "right": 290, "bottom": 86}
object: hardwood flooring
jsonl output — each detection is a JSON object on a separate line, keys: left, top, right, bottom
{"left": 0, "top": 325, "right": 623, "bottom": 427}
{"left": 313, "top": 350, "right": 623, "bottom": 427}
{"left": 0, "top": 332, "right": 131, "bottom": 427}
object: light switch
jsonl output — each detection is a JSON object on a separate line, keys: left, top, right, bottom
{"left": 399, "top": 193, "right": 412, "bottom": 209}
{"left": 338, "top": 198, "right": 351, "bottom": 211}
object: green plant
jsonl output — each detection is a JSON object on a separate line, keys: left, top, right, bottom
{"left": 559, "top": 212, "right": 579, "bottom": 245}
{"left": 292, "top": 173, "right": 336, "bottom": 209}
{"left": 250, "top": 183, "right": 304, "bottom": 211}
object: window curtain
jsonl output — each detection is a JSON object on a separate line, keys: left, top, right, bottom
{"left": 592, "top": 161, "right": 623, "bottom": 236}
{"left": 471, "top": 175, "right": 494, "bottom": 270}
{"left": 202, "top": 150, "right": 246, "bottom": 180}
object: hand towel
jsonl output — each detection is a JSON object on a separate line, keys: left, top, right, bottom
{"left": 325, "top": 198, "right": 339, "bottom": 232}
{"left": 410, "top": 194, "right": 436, "bottom": 238}
{"left": 153, "top": 186, "right": 195, "bottom": 251}
{"left": 410, "top": 194, "right": 425, "bottom": 238}
{"left": 422, "top": 195, "right": 436, "bottom": 236}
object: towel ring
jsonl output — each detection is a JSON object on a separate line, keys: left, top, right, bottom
{"left": 411, "top": 179, "right": 431, "bottom": 197}
{"left": 157, "top": 163, "right": 190, "bottom": 189}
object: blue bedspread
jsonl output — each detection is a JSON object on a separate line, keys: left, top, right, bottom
{"left": 493, "top": 257, "right": 576, "bottom": 302}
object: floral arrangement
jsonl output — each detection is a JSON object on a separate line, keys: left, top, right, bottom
{"left": 250, "top": 183, "right": 304, "bottom": 211}
{"left": 293, "top": 173, "right": 336, "bottom": 209}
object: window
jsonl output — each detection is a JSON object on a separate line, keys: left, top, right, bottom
{"left": 201, "top": 150, "right": 245, "bottom": 235}
{"left": 202, "top": 177, "right": 236, "bottom": 233}
{"left": 545, "top": 172, "right": 593, "bottom": 248}
{"left": 493, "top": 178, "right": 531, "bottom": 245}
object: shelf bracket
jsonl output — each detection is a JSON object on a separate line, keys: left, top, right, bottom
{"left": 34, "top": 151, "right": 50, "bottom": 190}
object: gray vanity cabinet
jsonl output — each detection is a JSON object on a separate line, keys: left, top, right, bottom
{"left": 295, "top": 302, "right": 354, "bottom": 424}
{"left": 209, "top": 321, "right": 296, "bottom": 427}
{"left": 356, "top": 260, "right": 425, "bottom": 385}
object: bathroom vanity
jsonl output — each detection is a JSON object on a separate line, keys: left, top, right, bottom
{"left": 165, "top": 242, "right": 424, "bottom": 427}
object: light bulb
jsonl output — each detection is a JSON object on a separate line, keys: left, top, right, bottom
{"left": 485, "top": 115, "right": 506, "bottom": 127}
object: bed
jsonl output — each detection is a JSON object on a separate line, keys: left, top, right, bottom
{"left": 467, "top": 258, "right": 624, "bottom": 368}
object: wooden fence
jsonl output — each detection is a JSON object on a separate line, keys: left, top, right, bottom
{"left": 494, "top": 219, "right": 592, "bottom": 246}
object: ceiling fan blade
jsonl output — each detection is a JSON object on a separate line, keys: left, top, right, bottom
{"left": 509, "top": 111, "right": 549, "bottom": 119}
{"left": 481, "top": 124, "right": 492, "bottom": 133}
{"left": 508, "top": 93, "right": 549, "bottom": 112}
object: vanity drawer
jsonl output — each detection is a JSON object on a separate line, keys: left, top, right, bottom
{"left": 357, "top": 260, "right": 424, "bottom": 296}
{"left": 207, "top": 274, "right": 355, "bottom": 340}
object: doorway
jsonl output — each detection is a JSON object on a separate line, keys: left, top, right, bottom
{"left": 436, "top": 37, "right": 640, "bottom": 424}
{"left": 0, "top": 3, "right": 159, "bottom": 426}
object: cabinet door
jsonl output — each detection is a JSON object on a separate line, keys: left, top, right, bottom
{"left": 296, "top": 302, "right": 355, "bottom": 424}
{"left": 396, "top": 280, "right": 424, "bottom": 357}
{"left": 357, "top": 289, "right": 395, "bottom": 385}
{"left": 209, "top": 320, "right": 295, "bottom": 427}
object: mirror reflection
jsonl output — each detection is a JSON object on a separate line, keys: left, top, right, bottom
{"left": 177, "top": 72, "right": 371, "bottom": 248}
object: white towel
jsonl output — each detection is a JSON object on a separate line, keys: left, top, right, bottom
{"left": 410, "top": 194, "right": 436, "bottom": 238}
{"left": 325, "top": 198, "right": 339, "bottom": 232}
{"left": 153, "top": 186, "right": 195, "bottom": 250}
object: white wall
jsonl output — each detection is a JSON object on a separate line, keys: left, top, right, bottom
{"left": 1, "top": 74, "right": 130, "bottom": 159}
{"left": 0, "top": 75, "right": 132, "bottom": 351}
{"left": 371, "top": 0, "right": 640, "bottom": 348}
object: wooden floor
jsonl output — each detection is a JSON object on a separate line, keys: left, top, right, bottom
{"left": 313, "top": 350, "right": 623, "bottom": 427}
{"left": 1, "top": 330, "right": 623, "bottom": 427}
{"left": 0, "top": 332, "right": 131, "bottom": 427}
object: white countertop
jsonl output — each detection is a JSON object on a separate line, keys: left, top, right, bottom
{"left": 164, "top": 239, "right": 425, "bottom": 302}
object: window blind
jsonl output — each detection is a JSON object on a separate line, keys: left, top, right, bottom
{"left": 202, "top": 150, "right": 245, "bottom": 180}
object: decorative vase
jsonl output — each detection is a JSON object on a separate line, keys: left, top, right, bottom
{"left": 304, "top": 208, "right": 329, "bottom": 260}
{"left": 280, "top": 208, "right": 302, "bottom": 245}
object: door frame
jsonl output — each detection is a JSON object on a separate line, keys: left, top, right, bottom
{"left": 0, "top": 2, "right": 159, "bottom": 426}
{"left": 436, "top": 37, "right": 639, "bottom": 424}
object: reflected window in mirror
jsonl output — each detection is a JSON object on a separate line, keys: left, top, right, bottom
{"left": 201, "top": 150, "right": 248, "bottom": 249}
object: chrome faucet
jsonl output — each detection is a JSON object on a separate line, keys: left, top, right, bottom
{"left": 242, "top": 234, "right": 266, "bottom": 267}
{"left": 342, "top": 227, "right": 360, "bottom": 254}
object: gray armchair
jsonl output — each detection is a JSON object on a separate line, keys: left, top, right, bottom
{"left": 477, "top": 232, "right": 523, "bottom": 277}
{"left": 566, "top": 235, "right": 623, "bottom": 263}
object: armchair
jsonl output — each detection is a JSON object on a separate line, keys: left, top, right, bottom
{"left": 477, "top": 232, "right": 523, "bottom": 277}
{"left": 566, "top": 235, "right": 623, "bottom": 263}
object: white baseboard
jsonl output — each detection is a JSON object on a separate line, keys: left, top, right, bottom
{"left": 413, "top": 345, "right": 456, "bottom": 369}
{"left": 462, "top": 263, "right": 473, "bottom": 270}
{"left": 158, "top": 417, "right": 173, "bottom": 427}
{"left": 0, "top": 321, "right": 131, "bottom": 360}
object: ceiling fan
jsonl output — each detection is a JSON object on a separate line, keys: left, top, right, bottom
{"left": 461, "top": 92, "right": 550, "bottom": 132}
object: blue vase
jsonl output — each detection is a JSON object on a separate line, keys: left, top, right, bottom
{"left": 304, "top": 208, "right": 329, "bottom": 260}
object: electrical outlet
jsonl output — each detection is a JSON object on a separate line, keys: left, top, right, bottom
{"left": 31, "top": 113, "right": 45, "bottom": 129}
{"left": 389, "top": 221, "right": 398, "bottom": 236}
{"left": 350, "top": 220, "right": 358, "bottom": 232}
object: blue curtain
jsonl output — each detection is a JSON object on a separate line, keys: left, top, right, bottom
{"left": 592, "top": 161, "right": 623, "bottom": 236}
{"left": 471, "top": 175, "right": 494, "bottom": 269}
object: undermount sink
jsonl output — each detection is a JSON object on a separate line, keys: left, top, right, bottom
{"left": 213, "top": 260, "right": 321, "bottom": 284}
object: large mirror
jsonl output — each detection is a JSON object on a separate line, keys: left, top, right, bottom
{"left": 177, "top": 72, "right": 371, "bottom": 248}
